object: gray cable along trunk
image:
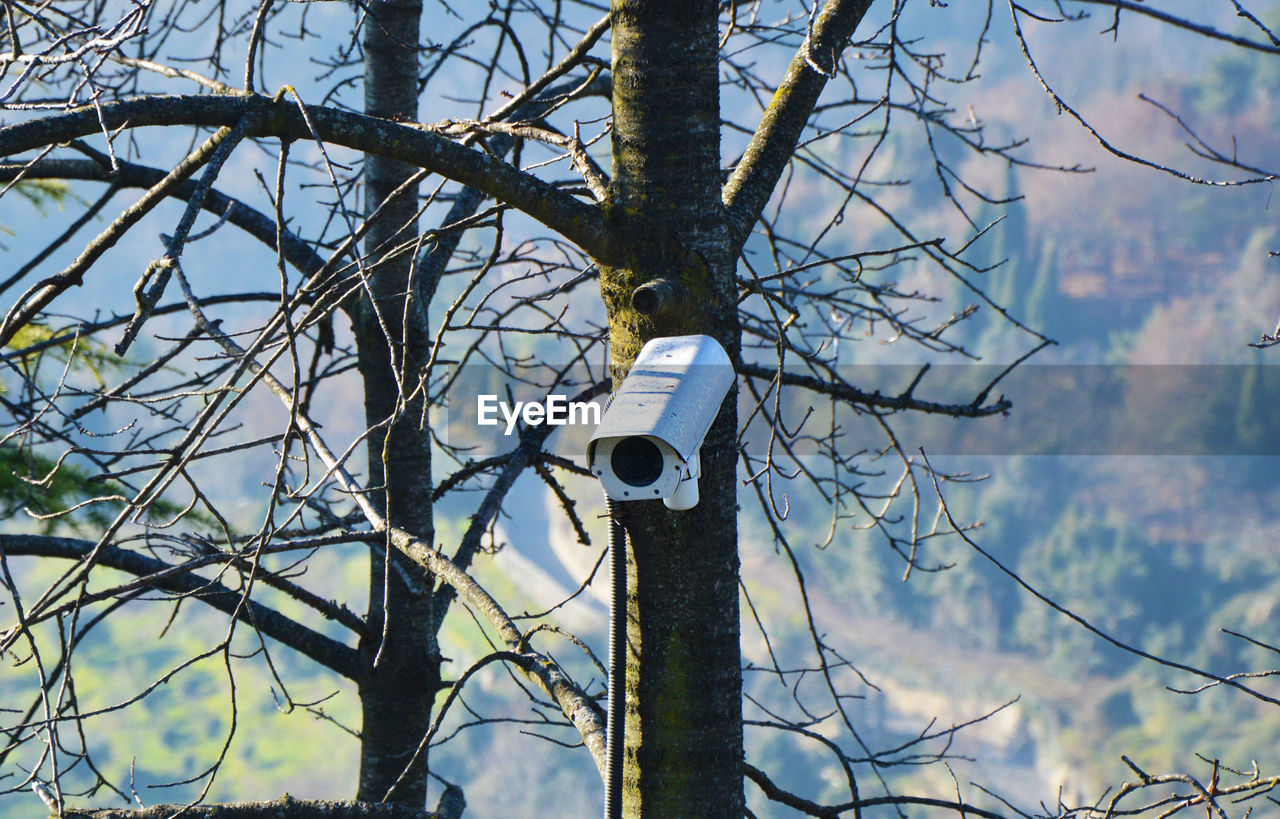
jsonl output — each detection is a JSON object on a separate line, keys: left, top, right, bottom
{"left": 605, "top": 496, "right": 627, "bottom": 819}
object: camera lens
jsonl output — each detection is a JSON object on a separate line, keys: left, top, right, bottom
{"left": 611, "top": 437, "right": 664, "bottom": 487}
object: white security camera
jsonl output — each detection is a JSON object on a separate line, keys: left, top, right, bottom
{"left": 587, "top": 335, "right": 734, "bottom": 510}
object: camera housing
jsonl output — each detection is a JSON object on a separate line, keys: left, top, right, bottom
{"left": 587, "top": 335, "right": 734, "bottom": 510}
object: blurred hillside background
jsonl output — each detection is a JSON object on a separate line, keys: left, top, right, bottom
{"left": 3, "top": 4, "right": 1280, "bottom": 817}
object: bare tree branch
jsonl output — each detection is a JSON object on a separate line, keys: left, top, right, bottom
{"left": 0, "top": 156, "right": 326, "bottom": 279}
{"left": 0, "top": 93, "right": 613, "bottom": 261}
{"left": 722, "top": 0, "right": 874, "bottom": 249}
{"left": 0, "top": 534, "right": 363, "bottom": 680}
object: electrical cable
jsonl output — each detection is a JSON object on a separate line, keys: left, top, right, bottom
{"left": 603, "top": 495, "right": 626, "bottom": 819}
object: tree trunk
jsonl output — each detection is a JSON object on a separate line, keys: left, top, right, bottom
{"left": 353, "top": 0, "right": 440, "bottom": 808}
{"left": 603, "top": 2, "right": 744, "bottom": 816}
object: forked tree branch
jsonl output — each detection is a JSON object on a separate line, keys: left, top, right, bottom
{"left": 721, "top": 0, "right": 874, "bottom": 250}
{"left": 163, "top": 282, "right": 609, "bottom": 775}
{"left": 0, "top": 94, "right": 613, "bottom": 261}
{"left": 744, "top": 761, "right": 1010, "bottom": 819}
{"left": 738, "top": 362, "right": 1013, "bottom": 417}
{"left": 0, "top": 535, "right": 363, "bottom": 679}
{"left": 0, "top": 157, "right": 326, "bottom": 278}
{"left": 0, "top": 121, "right": 244, "bottom": 348}
{"left": 1065, "top": 0, "right": 1280, "bottom": 54}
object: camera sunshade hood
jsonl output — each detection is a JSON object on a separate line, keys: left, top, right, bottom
{"left": 587, "top": 335, "right": 734, "bottom": 505}
{"left": 587, "top": 335, "right": 734, "bottom": 462}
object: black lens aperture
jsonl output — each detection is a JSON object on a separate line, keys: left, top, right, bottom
{"left": 611, "top": 437, "right": 664, "bottom": 487}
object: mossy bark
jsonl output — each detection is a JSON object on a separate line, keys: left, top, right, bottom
{"left": 604, "top": 2, "right": 744, "bottom": 816}
{"left": 65, "top": 795, "right": 448, "bottom": 818}
{"left": 352, "top": 0, "right": 441, "bottom": 808}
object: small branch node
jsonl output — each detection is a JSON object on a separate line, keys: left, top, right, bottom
{"left": 630, "top": 277, "right": 688, "bottom": 319}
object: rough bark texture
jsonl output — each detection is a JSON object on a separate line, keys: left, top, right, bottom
{"left": 352, "top": 0, "right": 440, "bottom": 808}
{"left": 605, "top": 2, "right": 744, "bottom": 816}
